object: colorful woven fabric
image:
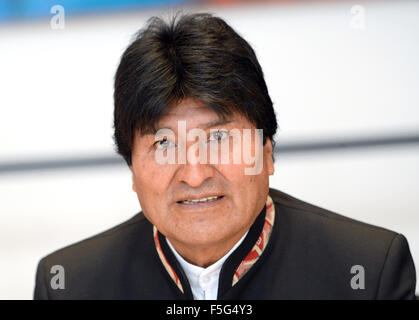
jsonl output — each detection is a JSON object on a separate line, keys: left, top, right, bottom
{"left": 153, "top": 226, "right": 184, "bottom": 293}
{"left": 232, "top": 195, "right": 275, "bottom": 285}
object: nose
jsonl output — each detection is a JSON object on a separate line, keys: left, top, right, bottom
{"left": 177, "top": 158, "right": 215, "bottom": 188}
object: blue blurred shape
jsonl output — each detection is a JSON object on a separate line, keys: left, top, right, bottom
{"left": 0, "top": 0, "right": 193, "bottom": 22}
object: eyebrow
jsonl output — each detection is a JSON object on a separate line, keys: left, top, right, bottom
{"left": 199, "top": 119, "right": 234, "bottom": 130}
{"left": 145, "top": 118, "right": 234, "bottom": 135}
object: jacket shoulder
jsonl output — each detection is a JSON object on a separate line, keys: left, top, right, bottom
{"left": 268, "top": 188, "right": 416, "bottom": 299}
{"left": 269, "top": 187, "right": 397, "bottom": 237}
{"left": 42, "top": 212, "right": 150, "bottom": 262}
{"left": 34, "top": 212, "right": 155, "bottom": 299}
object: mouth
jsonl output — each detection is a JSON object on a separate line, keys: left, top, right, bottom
{"left": 177, "top": 195, "right": 224, "bottom": 204}
{"left": 175, "top": 195, "right": 225, "bottom": 209}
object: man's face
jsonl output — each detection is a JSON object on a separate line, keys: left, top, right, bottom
{"left": 130, "top": 98, "right": 274, "bottom": 249}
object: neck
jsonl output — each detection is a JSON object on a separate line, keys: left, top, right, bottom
{"left": 166, "top": 229, "right": 248, "bottom": 268}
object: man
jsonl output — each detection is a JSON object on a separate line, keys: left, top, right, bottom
{"left": 34, "top": 13, "right": 416, "bottom": 300}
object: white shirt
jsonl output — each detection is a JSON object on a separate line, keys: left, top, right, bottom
{"left": 165, "top": 231, "right": 248, "bottom": 300}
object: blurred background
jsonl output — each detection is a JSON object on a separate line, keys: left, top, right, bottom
{"left": 0, "top": 0, "right": 418, "bottom": 299}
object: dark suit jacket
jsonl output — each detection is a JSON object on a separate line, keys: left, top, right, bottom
{"left": 34, "top": 188, "right": 416, "bottom": 299}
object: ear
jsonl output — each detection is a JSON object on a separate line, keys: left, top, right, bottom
{"left": 129, "top": 165, "right": 137, "bottom": 193}
{"left": 264, "top": 138, "right": 275, "bottom": 176}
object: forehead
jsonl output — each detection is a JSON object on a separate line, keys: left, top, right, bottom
{"left": 156, "top": 98, "right": 251, "bottom": 129}
{"left": 160, "top": 99, "right": 217, "bottom": 122}
{"left": 137, "top": 98, "right": 256, "bottom": 137}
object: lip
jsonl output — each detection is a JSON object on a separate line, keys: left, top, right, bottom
{"left": 175, "top": 193, "right": 225, "bottom": 203}
{"left": 175, "top": 195, "right": 225, "bottom": 211}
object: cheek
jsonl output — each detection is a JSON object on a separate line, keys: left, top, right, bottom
{"left": 216, "top": 163, "right": 259, "bottom": 198}
{"left": 133, "top": 165, "right": 170, "bottom": 194}
{"left": 132, "top": 164, "right": 173, "bottom": 226}
{"left": 131, "top": 149, "right": 175, "bottom": 201}
{"left": 216, "top": 161, "right": 268, "bottom": 207}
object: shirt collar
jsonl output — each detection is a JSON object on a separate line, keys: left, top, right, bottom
{"left": 165, "top": 231, "right": 248, "bottom": 299}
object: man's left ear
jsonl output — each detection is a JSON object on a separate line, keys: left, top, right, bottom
{"left": 264, "top": 137, "right": 275, "bottom": 176}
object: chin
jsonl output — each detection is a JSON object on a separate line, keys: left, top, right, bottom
{"left": 177, "top": 231, "right": 225, "bottom": 247}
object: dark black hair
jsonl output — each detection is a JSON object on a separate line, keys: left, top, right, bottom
{"left": 113, "top": 13, "right": 277, "bottom": 166}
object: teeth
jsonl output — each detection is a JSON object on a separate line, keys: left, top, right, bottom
{"left": 181, "top": 196, "right": 221, "bottom": 204}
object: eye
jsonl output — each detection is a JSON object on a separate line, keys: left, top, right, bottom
{"left": 209, "top": 130, "right": 229, "bottom": 142}
{"left": 154, "top": 138, "right": 175, "bottom": 150}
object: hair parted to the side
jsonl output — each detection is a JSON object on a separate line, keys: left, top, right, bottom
{"left": 113, "top": 13, "right": 278, "bottom": 166}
